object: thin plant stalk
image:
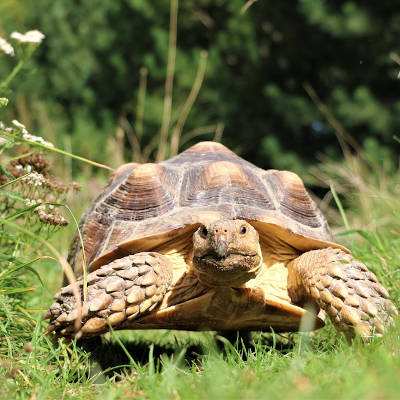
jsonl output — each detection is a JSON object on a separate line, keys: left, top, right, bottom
{"left": 27, "top": 140, "right": 114, "bottom": 171}
{"left": 0, "top": 173, "right": 31, "bottom": 190}
{"left": 2, "top": 199, "right": 89, "bottom": 302}
{"left": 118, "top": 116, "right": 142, "bottom": 163}
{"left": 170, "top": 51, "right": 208, "bottom": 156}
{"left": 0, "top": 218, "right": 82, "bottom": 334}
{"left": 179, "top": 124, "right": 222, "bottom": 147}
{"left": 0, "top": 130, "right": 114, "bottom": 171}
{"left": 213, "top": 122, "right": 224, "bottom": 142}
{"left": 330, "top": 183, "right": 350, "bottom": 231}
{"left": 62, "top": 204, "right": 88, "bottom": 302}
{"left": 156, "top": 0, "right": 178, "bottom": 161}
{"left": 135, "top": 67, "right": 148, "bottom": 141}
{"left": 0, "top": 59, "right": 25, "bottom": 92}
{"left": 240, "top": 0, "right": 258, "bottom": 14}
{"left": 303, "top": 82, "right": 360, "bottom": 159}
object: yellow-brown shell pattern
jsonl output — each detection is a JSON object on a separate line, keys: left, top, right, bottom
{"left": 68, "top": 142, "right": 331, "bottom": 274}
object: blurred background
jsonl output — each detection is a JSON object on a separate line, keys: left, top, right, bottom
{"left": 0, "top": 0, "right": 399, "bottom": 179}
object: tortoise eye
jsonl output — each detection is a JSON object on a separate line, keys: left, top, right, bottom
{"left": 199, "top": 226, "right": 208, "bottom": 238}
{"left": 240, "top": 226, "right": 247, "bottom": 235}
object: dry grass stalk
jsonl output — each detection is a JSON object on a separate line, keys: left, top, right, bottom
{"left": 312, "top": 154, "right": 400, "bottom": 232}
{"left": 156, "top": 0, "right": 178, "bottom": 161}
{"left": 170, "top": 51, "right": 208, "bottom": 156}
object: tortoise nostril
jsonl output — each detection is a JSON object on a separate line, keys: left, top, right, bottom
{"left": 200, "top": 226, "right": 208, "bottom": 238}
{"left": 224, "top": 229, "right": 227, "bottom": 233}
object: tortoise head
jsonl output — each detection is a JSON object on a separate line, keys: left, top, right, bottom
{"left": 192, "top": 219, "right": 262, "bottom": 287}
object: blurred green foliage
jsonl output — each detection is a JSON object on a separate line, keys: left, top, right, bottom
{"left": 0, "top": 0, "right": 399, "bottom": 172}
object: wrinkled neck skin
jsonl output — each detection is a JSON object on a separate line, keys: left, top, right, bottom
{"left": 191, "top": 219, "right": 263, "bottom": 288}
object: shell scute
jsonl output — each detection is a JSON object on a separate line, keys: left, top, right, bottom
{"left": 180, "top": 161, "right": 275, "bottom": 210}
{"left": 265, "top": 170, "right": 322, "bottom": 228}
{"left": 101, "top": 163, "right": 179, "bottom": 221}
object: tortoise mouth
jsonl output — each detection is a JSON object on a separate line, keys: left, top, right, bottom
{"left": 193, "top": 252, "right": 261, "bottom": 287}
{"left": 199, "top": 251, "right": 259, "bottom": 264}
{"left": 196, "top": 252, "right": 258, "bottom": 270}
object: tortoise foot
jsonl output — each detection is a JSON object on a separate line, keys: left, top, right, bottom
{"left": 288, "top": 248, "right": 397, "bottom": 340}
{"left": 46, "top": 252, "right": 173, "bottom": 339}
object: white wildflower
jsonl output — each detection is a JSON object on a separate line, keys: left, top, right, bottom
{"left": 25, "top": 165, "right": 32, "bottom": 173}
{"left": 0, "top": 121, "right": 7, "bottom": 145}
{"left": 24, "top": 199, "right": 34, "bottom": 207}
{"left": 12, "top": 119, "right": 29, "bottom": 134}
{"left": 12, "top": 119, "right": 54, "bottom": 148}
{"left": 22, "top": 171, "right": 45, "bottom": 187}
{"left": 23, "top": 132, "right": 55, "bottom": 148}
{"left": 0, "top": 37, "right": 14, "bottom": 56}
{"left": 25, "top": 198, "right": 40, "bottom": 207}
{"left": 10, "top": 30, "right": 45, "bottom": 44}
{"left": 0, "top": 97, "right": 9, "bottom": 107}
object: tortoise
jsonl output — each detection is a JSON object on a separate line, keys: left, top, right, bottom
{"left": 46, "top": 141, "right": 397, "bottom": 341}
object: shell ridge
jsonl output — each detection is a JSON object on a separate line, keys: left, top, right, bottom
{"left": 263, "top": 171, "right": 280, "bottom": 210}
{"left": 98, "top": 219, "right": 118, "bottom": 259}
{"left": 220, "top": 164, "right": 232, "bottom": 205}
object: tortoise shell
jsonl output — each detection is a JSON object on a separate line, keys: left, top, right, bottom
{"left": 68, "top": 141, "right": 343, "bottom": 275}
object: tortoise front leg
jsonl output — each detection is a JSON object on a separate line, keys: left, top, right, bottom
{"left": 287, "top": 248, "right": 397, "bottom": 339}
{"left": 46, "top": 252, "right": 173, "bottom": 339}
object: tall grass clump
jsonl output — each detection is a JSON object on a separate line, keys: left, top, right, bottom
{"left": 314, "top": 142, "right": 399, "bottom": 232}
{"left": 0, "top": 30, "right": 98, "bottom": 399}
{"left": 305, "top": 84, "right": 400, "bottom": 308}
{"left": 310, "top": 141, "right": 400, "bottom": 311}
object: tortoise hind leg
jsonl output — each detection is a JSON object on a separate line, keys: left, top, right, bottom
{"left": 46, "top": 252, "right": 173, "bottom": 339}
{"left": 287, "top": 248, "right": 397, "bottom": 340}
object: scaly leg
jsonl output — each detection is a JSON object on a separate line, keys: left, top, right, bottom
{"left": 46, "top": 252, "right": 173, "bottom": 339}
{"left": 287, "top": 248, "right": 397, "bottom": 339}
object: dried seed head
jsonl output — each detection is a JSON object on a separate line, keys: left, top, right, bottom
{"left": 23, "top": 342, "right": 33, "bottom": 353}
{"left": 44, "top": 176, "right": 72, "bottom": 193}
{"left": 12, "top": 153, "right": 49, "bottom": 174}
{"left": 37, "top": 209, "right": 68, "bottom": 226}
{"left": 8, "top": 163, "right": 25, "bottom": 178}
{"left": 0, "top": 173, "right": 8, "bottom": 185}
